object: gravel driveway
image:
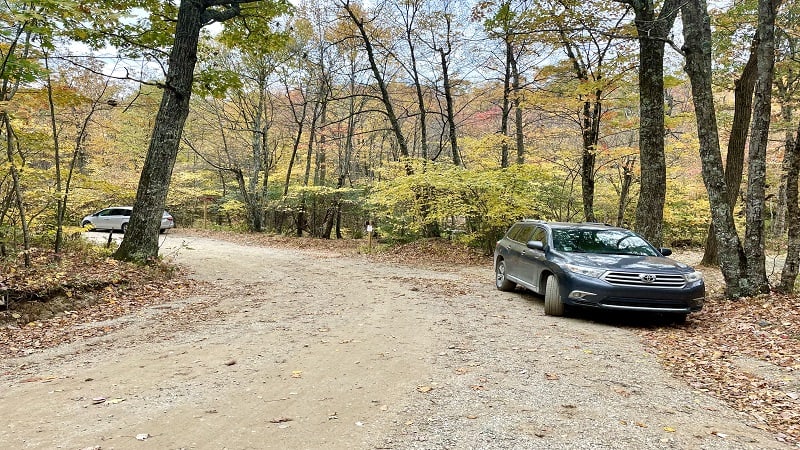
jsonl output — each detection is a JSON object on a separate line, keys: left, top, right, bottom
{"left": 0, "top": 232, "right": 786, "bottom": 449}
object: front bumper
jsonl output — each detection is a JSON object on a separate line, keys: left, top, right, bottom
{"left": 559, "top": 272, "right": 705, "bottom": 313}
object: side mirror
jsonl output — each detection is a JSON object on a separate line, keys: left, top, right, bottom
{"left": 527, "top": 240, "right": 545, "bottom": 250}
{"left": 659, "top": 248, "right": 673, "bottom": 256}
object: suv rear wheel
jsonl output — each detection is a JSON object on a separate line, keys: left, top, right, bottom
{"left": 495, "top": 258, "right": 516, "bottom": 291}
{"left": 544, "top": 275, "right": 564, "bottom": 316}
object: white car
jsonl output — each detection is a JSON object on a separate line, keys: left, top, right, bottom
{"left": 81, "top": 207, "right": 174, "bottom": 233}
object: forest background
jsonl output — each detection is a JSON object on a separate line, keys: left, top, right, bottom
{"left": 2, "top": 0, "right": 800, "bottom": 298}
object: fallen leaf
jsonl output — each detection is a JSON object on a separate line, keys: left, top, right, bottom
{"left": 416, "top": 385, "right": 433, "bottom": 393}
{"left": 545, "top": 372, "right": 560, "bottom": 380}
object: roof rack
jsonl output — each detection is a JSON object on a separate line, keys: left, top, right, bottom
{"left": 581, "top": 221, "right": 614, "bottom": 226}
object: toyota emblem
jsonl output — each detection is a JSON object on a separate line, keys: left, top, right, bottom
{"left": 640, "top": 274, "right": 657, "bottom": 283}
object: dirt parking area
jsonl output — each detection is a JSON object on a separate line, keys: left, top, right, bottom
{"left": 0, "top": 231, "right": 789, "bottom": 449}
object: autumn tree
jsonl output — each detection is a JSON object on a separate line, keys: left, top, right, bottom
{"left": 337, "top": 0, "right": 412, "bottom": 170}
{"left": 512, "top": 0, "right": 633, "bottom": 223}
{"left": 106, "top": 0, "right": 291, "bottom": 262}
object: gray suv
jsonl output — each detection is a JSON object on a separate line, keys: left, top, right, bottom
{"left": 494, "top": 220, "right": 704, "bottom": 320}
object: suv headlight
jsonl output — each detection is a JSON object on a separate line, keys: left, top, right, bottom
{"left": 685, "top": 270, "right": 703, "bottom": 283}
{"left": 564, "top": 264, "right": 605, "bottom": 278}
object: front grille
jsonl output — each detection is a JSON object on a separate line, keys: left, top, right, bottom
{"left": 602, "top": 271, "right": 686, "bottom": 288}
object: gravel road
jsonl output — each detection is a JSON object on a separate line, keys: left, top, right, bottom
{"left": 0, "top": 231, "right": 788, "bottom": 449}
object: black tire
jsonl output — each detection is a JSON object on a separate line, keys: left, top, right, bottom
{"left": 544, "top": 275, "right": 564, "bottom": 316}
{"left": 495, "top": 258, "right": 516, "bottom": 291}
{"left": 81, "top": 220, "right": 93, "bottom": 229}
{"left": 121, "top": 223, "right": 127, "bottom": 233}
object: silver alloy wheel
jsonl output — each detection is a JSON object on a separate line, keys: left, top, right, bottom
{"left": 495, "top": 259, "right": 516, "bottom": 291}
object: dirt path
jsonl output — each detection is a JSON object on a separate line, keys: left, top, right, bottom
{"left": 0, "top": 232, "right": 788, "bottom": 449}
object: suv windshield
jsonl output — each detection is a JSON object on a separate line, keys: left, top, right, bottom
{"left": 552, "top": 228, "right": 658, "bottom": 256}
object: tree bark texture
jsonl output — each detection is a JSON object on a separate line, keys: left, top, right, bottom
{"left": 681, "top": 0, "right": 748, "bottom": 298}
{"left": 743, "top": 0, "right": 777, "bottom": 294}
{"left": 700, "top": 38, "right": 758, "bottom": 265}
{"left": 779, "top": 121, "right": 800, "bottom": 292}
{"left": 627, "top": 0, "right": 680, "bottom": 247}
{"left": 115, "top": 0, "right": 206, "bottom": 262}
{"left": 580, "top": 99, "right": 599, "bottom": 223}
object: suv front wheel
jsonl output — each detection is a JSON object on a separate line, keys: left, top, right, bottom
{"left": 544, "top": 275, "right": 564, "bottom": 316}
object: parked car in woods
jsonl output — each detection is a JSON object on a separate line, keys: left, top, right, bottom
{"left": 494, "top": 220, "right": 704, "bottom": 321}
{"left": 81, "top": 207, "right": 174, "bottom": 233}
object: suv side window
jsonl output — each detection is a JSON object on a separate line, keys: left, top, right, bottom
{"left": 531, "top": 226, "right": 547, "bottom": 245}
{"left": 515, "top": 224, "right": 534, "bottom": 243}
{"left": 506, "top": 224, "right": 520, "bottom": 240}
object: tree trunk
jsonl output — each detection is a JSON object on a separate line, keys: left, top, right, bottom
{"left": 115, "top": 1, "right": 206, "bottom": 262}
{"left": 681, "top": 0, "right": 748, "bottom": 298}
{"left": 628, "top": 0, "right": 680, "bottom": 247}
{"left": 2, "top": 116, "right": 30, "bottom": 267}
{"left": 439, "top": 41, "right": 460, "bottom": 166}
{"left": 743, "top": 0, "right": 777, "bottom": 294}
{"left": 406, "top": 15, "right": 429, "bottom": 161}
{"left": 616, "top": 156, "right": 636, "bottom": 227}
{"left": 779, "top": 121, "right": 800, "bottom": 292}
{"left": 560, "top": 32, "right": 601, "bottom": 223}
{"left": 580, "top": 97, "right": 599, "bottom": 223}
{"left": 701, "top": 34, "right": 760, "bottom": 265}
{"left": 500, "top": 38, "right": 512, "bottom": 168}
{"left": 342, "top": 1, "right": 411, "bottom": 171}
{"left": 511, "top": 50, "right": 524, "bottom": 165}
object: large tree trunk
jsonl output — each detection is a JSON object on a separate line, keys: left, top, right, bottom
{"left": 779, "top": 121, "right": 800, "bottom": 292}
{"left": 116, "top": 1, "right": 213, "bottom": 262}
{"left": 700, "top": 38, "right": 759, "bottom": 265}
{"left": 580, "top": 98, "right": 600, "bottom": 223}
{"left": 681, "top": 0, "right": 749, "bottom": 298}
{"left": 628, "top": 0, "right": 680, "bottom": 247}
{"left": 743, "top": 0, "right": 777, "bottom": 294}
